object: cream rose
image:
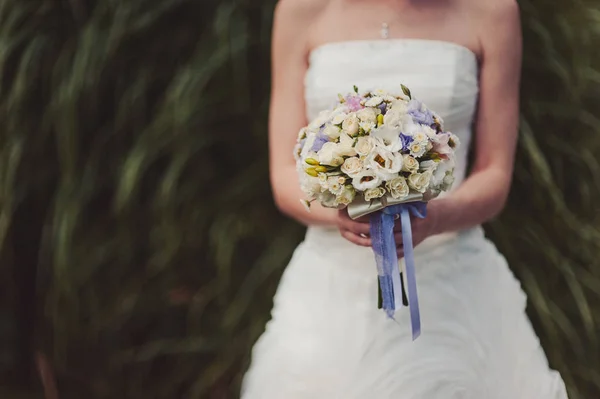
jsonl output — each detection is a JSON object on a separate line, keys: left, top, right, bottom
{"left": 342, "top": 113, "right": 360, "bottom": 136}
{"left": 352, "top": 169, "right": 382, "bottom": 191}
{"left": 323, "top": 124, "right": 341, "bottom": 139}
{"left": 355, "top": 136, "right": 375, "bottom": 157}
{"left": 335, "top": 185, "right": 356, "bottom": 206}
{"left": 366, "top": 147, "right": 403, "bottom": 180}
{"left": 364, "top": 186, "right": 386, "bottom": 201}
{"left": 407, "top": 172, "right": 432, "bottom": 193}
{"left": 360, "top": 121, "right": 376, "bottom": 133}
{"left": 357, "top": 107, "right": 378, "bottom": 123}
{"left": 402, "top": 155, "right": 419, "bottom": 173}
{"left": 386, "top": 176, "right": 410, "bottom": 199}
{"left": 318, "top": 142, "right": 344, "bottom": 166}
{"left": 341, "top": 157, "right": 363, "bottom": 178}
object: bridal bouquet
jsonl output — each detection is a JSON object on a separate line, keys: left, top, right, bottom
{"left": 295, "top": 85, "right": 459, "bottom": 339}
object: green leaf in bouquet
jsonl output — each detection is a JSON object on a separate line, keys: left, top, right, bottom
{"left": 401, "top": 84, "right": 412, "bottom": 99}
{"left": 353, "top": 85, "right": 359, "bottom": 93}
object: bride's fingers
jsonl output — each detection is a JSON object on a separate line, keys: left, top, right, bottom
{"left": 339, "top": 218, "right": 371, "bottom": 236}
{"left": 340, "top": 228, "right": 372, "bottom": 247}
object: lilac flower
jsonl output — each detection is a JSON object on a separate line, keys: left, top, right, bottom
{"left": 378, "top": 102, "right": 387, "bottom": 115}
{"left": 407, "top": 99, "right": 435, "bottom": 126}
{"left": 311, "top": 125, "right": 329, "bottom": 152}
{"left": 345, "top": 95, "right": 363, "bottom": 112}
{"left": 399, "top": 133, "right": 414, "bottom": 151}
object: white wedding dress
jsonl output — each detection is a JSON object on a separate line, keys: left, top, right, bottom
{"left": 241, "top": 39, "right": 568, "bottom": 398}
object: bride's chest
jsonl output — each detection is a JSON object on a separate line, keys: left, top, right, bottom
{"left": 304, "top": 40, "right": 479, "bottom": 130}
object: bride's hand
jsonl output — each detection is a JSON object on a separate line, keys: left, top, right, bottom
{"left": 337, "top": 209, "right": 372, "bottom": 247}
{"left": 394, "top": 202, "right": 441, "bottom": 258}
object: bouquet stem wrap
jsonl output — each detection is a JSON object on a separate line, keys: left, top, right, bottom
{"left": 369, "top": 202, "right": 427, "bottom": 341}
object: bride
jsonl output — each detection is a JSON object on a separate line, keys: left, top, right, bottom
{"left": 242, "top": 0, "right": 568, "bottom": 397}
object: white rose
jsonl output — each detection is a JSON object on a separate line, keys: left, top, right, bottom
{"left": 360, "top": 121, "right": 376, "bottom": 133}
{"left": 402, "top": 155, "right": 419, "bottom": 173}
{"left": 318, "top": 142, "right": 344, "bottom": 166}
{"left": 341, "top": 157, "right": 363, "bottom": 178}
{"left": 409, "top": 142, "right": 427, "bottom": 158}
{"left": 342, "top": 113, "right": 360, "bottom": 136}
{"left": 323, "top": 124, "right": 341, "bottom": 139}
{"left": 352, "top": 169, "right": 382, "bottom": 191}
{"left": 331, "top": 112, "right": 347, "bottom": 125}
{"left": 371, "top": 126, "right": 402, "bottom": 152}
{"left": 366, "top": 146, "right": 403, "bottom": 180}
{"left": 365, "top": 96, "right": 383, "bottom": 107}
{"left": 386, "top": 176, "right": 410, "bottom": 199}
{"left": 355, "top": 136, "right": 375, "bottom": 156}
{"left": 337, "top": 132, "right": 357, "bottom": 157}
{"left": 357, "top": 107, "right": 378, "bottom": 123}
{"left": 364, "top": 186, "right": 386, "bottom": 201}
{"left": 335, "top": 185, "right": 356, "bottom": 206}
{"left": 407, "top": 172, "right": 432, "bottom": 193}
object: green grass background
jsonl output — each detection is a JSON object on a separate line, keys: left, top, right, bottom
{"left": 0, "top": 0, "right": 599, "bottom": 398}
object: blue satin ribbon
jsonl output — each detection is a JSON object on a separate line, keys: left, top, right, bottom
{"left": 369, "top": 201, "right": 427, "bottom": 340}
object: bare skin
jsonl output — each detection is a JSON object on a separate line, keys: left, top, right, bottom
{"left": 270, "top": 0, "right": 522, "bottom": 255}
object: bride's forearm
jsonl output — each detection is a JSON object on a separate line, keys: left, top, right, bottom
{"left": 432, "top": 167, "right": 511, "bottom": 235}
{"left": 271, "top": 170, "right": 337, "bottom": 227}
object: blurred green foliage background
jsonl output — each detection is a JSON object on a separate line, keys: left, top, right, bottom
{"left": 0, "top": 0, "right": 599, "bottom": 398}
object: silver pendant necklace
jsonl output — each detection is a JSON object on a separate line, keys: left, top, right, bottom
{"left": 381, "top": 22, "right": 390, "bottom": 39}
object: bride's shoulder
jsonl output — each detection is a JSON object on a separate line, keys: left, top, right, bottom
{"left": 466, "top": 0, "right": 520, "bottom": 48}
{"left": 468, "top": 0, "right": 519, "bottom": 22}
{"left": 274, "top": 0, "right": 329, "bottom": 21}
{"left": 273, "top": 0, "right": 329, "bottom": 52}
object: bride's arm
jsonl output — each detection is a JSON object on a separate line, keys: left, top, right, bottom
{"left": 268, "top": 1, "right": 371, "bottom": 242}
{"left": 269, "top": 1, "right": 336, "bottom": 226}
{"left": 414, "top": 2, "right": 523, "bottom": 241}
